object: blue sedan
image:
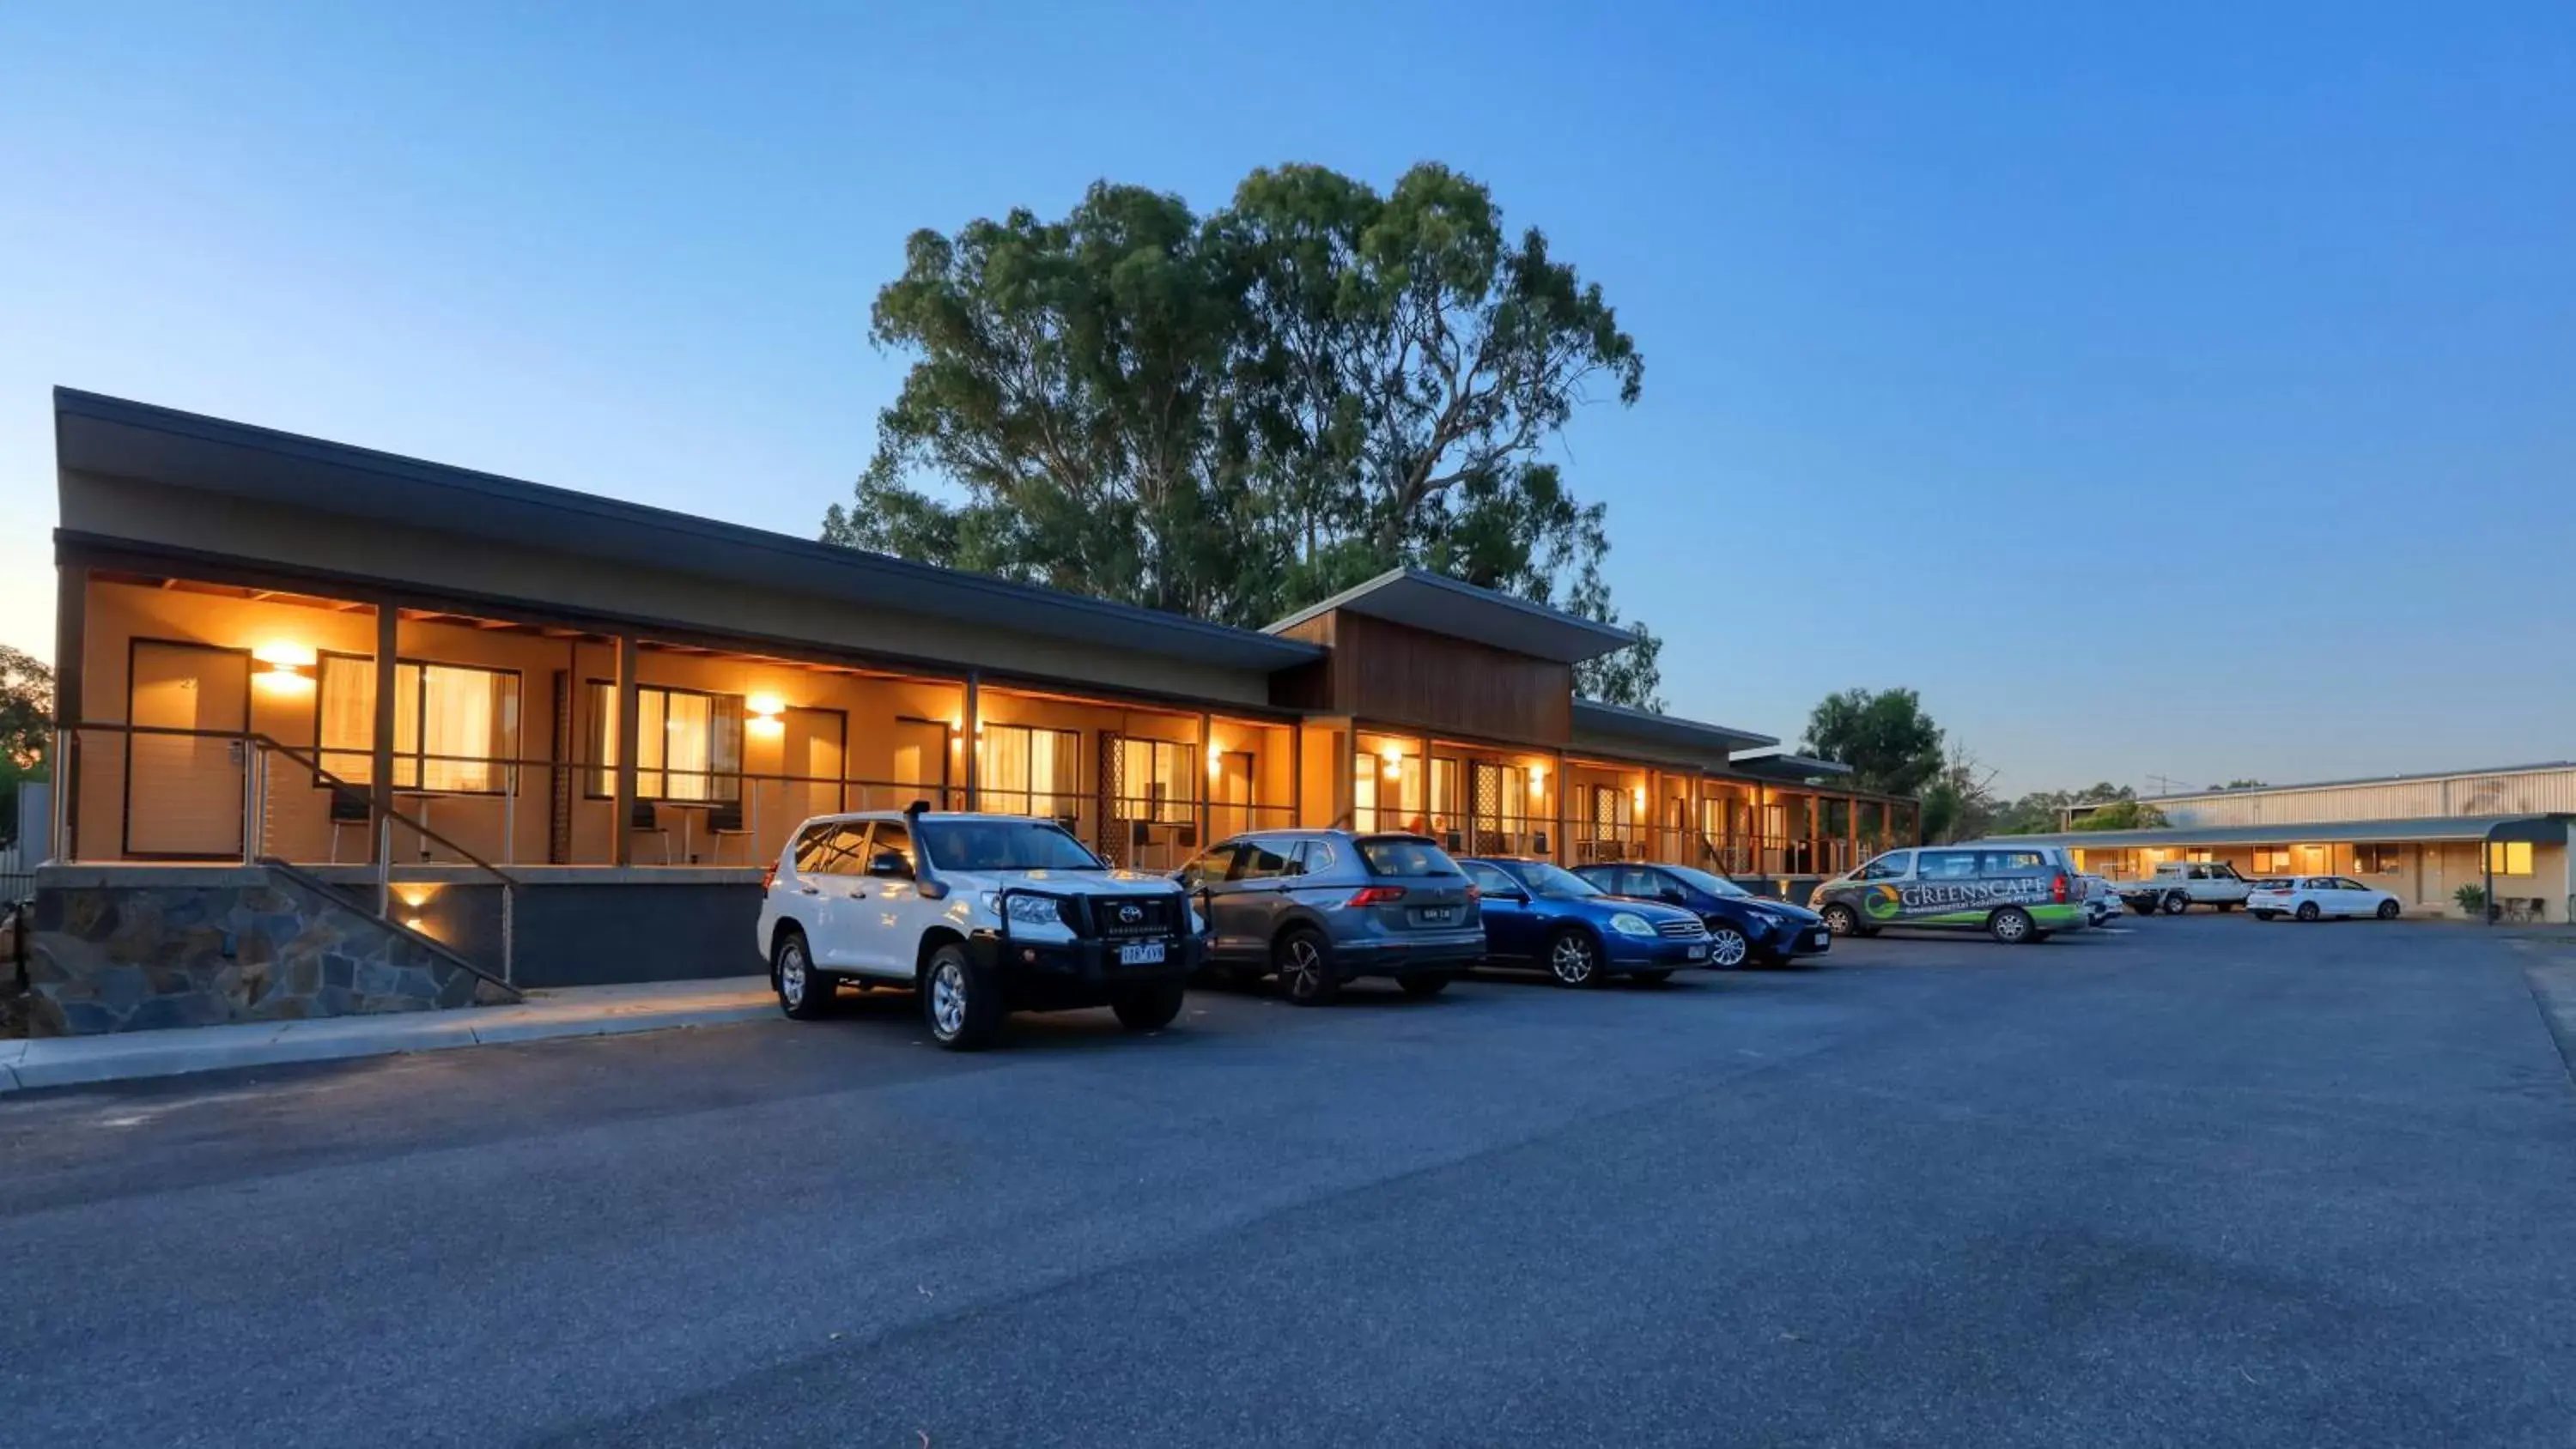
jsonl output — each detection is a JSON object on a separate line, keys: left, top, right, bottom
{"left": 1575, "top": 862, "right": 1832, "bottom": 968}
{"left": 1456, "top": 858, "right": 1713, "bottom": 986}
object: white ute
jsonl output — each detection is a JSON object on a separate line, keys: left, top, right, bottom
{"left": 2114, "top": 861, "right": 2252, "bottom": 917}
{"left": 756, "top": 804, "right": 1204, "bottom": 1050}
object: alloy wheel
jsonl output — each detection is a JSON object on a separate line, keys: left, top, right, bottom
{"left": 1550, "top": 935, "right": 1599, "bottom": 985}
{"left": 1710, "top": 928, "right": 1749, "bottom": 967}
{"left": 1283, "top": 937, "right": 1327, "bottom": 1000}
{"left": 930, "top": 960, "right": 969, "bottom": 1036}
{"left": 779, "top": 943, "right": 808, "bottom": 1008}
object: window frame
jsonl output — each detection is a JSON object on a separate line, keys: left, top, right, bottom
{"left": 581, "top": 680, "right": 745, "bottom": 803}
{"left": 316, "top": 652, "right": 524, "bottom": 797}
{"left": 978, "top": 722, "right": 1083, "bottom": 821}
{"left": 1114, "top": 736, "right": 1200, "bottom": 824}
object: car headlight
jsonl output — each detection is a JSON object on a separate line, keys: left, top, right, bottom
{"left": 1607, "top": 912, "right": 1658, "bottom": 938}
{"left": 980, "top": 892, "right": 1072, "bottom": 929}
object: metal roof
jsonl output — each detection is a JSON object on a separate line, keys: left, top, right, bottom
{"left": 1572, "top": 699, "right": 1780, "bottom": 757}
{"left": 1985, "top": 814, "right": 2576, "bottom": 849}
{"left": 1728, "top": 752, "right": 1855, "bottom": 783}
{"left": 53, "top": 388, "right": 1322, "bottom": 675}
{"left": 1262, "top": 567, "right": 1636, "bottom": 664}
{"left": 2142, "top": 761, "right": 2576, "bottom": 803}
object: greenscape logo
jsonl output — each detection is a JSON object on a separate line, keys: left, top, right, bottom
{"left": 1864, "top": 885, "right": 1904, "bottom": 920}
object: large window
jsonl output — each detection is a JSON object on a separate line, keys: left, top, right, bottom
{"left": 319, "top": 656, "right": 521, "bottom": 793}
{"left": 2488, "top": 840, "right": 2534, "bottom": 876}
{"left": 980, "top": 724, "right": 1080, "bottom": 819}
{"left": 1116, "top": 737, "right": 1199, "bottom": 822}
{"left": 586, "top": 683, "right": 744, "bottom": 802}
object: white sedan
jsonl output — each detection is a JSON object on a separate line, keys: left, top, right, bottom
{"left": 2248, "top": 876, "right": 2403, "bottom": 922}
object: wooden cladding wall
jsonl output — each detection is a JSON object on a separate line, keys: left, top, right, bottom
{"left": 1268, "top": 609, "right": 1572, "bottom": 746}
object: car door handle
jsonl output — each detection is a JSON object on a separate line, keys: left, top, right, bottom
{"left": 796, "top": 884, "right": 821, "bottom": 895}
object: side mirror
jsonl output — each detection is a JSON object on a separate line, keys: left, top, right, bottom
{"left": 865, "top": 851, "right": 913, "bottom": 879}
{"left": 1487, "top": 888, "right": 1529, "bottom": 906}
{"left": 1659, "top": 888, "right": 1690, "bottom": 906}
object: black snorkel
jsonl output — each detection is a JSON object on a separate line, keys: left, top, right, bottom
{"left": 905, "top": 798, "right": 951, "bottom": 900}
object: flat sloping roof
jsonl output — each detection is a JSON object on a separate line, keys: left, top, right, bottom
{"left": 1263, "top": 567, "right": 1635, "bottom": 664}
{"left": 1988, "top": 815, "right": 2575, "bottom": 849}
{"left": 2144, "top": 761, "right": 2576, "bottom": 803}
{"left": 1728, "top": 752, "right": 1855, "bottom": 783}
{"left": 1572, "top": 699, "right": 1779, "bottom": 758}
{"left": 53, "top": 388, "right": 1321, "bottom": 676}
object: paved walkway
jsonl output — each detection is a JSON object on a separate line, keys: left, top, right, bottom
{"left": 0, "top": 977, "right": 773, "bottom": 1093}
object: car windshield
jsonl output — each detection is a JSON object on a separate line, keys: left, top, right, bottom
{"left": 1357, "top": 835, "right": 1462, "bottom": 877}
{"left": 1663, "top": 865, "right": 1751, "bottom": 899}
{"left": 918, "top": 820, "right": 1106, "bottom": 872}
{"left": 1513, "top": 862, "right": 1603, "bottom": 900}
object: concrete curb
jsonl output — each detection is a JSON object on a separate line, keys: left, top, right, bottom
{"left": 0, "top": 980, "right": 774, "bottom": 1094}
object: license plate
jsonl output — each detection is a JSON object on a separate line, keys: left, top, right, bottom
{"left": 1419, "top": 908, "right": 1455, "bottom": 925}
{"left": 1809, "top": 930, "right": 1830, "bottom": 948}
{"left": 1686, "top": 943, "right": 1708, "bottom": 961}
{"left": 1118, "top": 942, "right": 1165, "bottom": 967}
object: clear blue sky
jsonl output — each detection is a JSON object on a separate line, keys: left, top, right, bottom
{"left": 3, "top": 2, "right": 2568, "bottom": 795}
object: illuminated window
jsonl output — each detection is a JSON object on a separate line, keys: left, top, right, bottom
{"left": 586, "top": 683, "right": 743, "bottom": 802}
{"left": 2353, "top": 845, "right": 2403, "bottom": 873}
{"left": 1115, "top": 737, "right": 1198, "bottom": 823}
{"left": 2487, "top": 840, "right": 2534, "bottom": 876}
{"left": 2252, "top": 848, "right": 2294, "bottom": 873}
{"left": 320, "top": 656, "right": 521, "bottom": 794}
{"left": 980, "top": 724, "right": 1081, "bottom": 820}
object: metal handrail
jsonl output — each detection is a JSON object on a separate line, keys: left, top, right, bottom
{"left": 69, "top": 721, "right": 526, "bottom": 986}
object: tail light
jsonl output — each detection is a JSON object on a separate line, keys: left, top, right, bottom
{"left": 2050, "top": 873, "right": 2069, "bottom": 903}
{"left": 761, "top": 862, "right": 780, "bottom": 893}
{"left": 1347, "top": 886, "right": 1407, "bottom": 907}
{"left": 1464, "top": 885, "right": 1481, "bottom": 902}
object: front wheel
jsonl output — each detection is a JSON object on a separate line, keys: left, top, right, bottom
{"left": 774, "top": 931, "right": 835, "bottom": 1021}
{"left": 2375, "top": 900, "right": 2401, "bottom": 920}
{"left": 1398, "top": 973, "right": 1452, "bottom": 998}
{"left": 923, "top": 943, "right": 1006, "bottom": 1050}
{"left": 1820, "top": 903, "right": 1859, "bottom": 937}
{"left": 1547, "top": 930, "right": 1604, "bottom": 987}
{"left": 1276, "top": 928, "right": 1340, "bottom": 1005}
{"left": 1989, "top": 906, "right": 2036, "bottom": 945}
{"left": 1112, "top": 979, "right": 1186, "bottom": 1032}
{"left": 2161, "top": 892, "right": 2190, "bottom": 916}
{"left": 2294, "top": 901, "right": 2320, "bottom": 923}
{"left": 1708, "top": 925, "right": 1751, "bottom": 968}
{"left": 2215, "top": 901, "right": 2236, "bottom": 912}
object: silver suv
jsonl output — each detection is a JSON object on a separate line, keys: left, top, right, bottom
{"left": 1178, "top": 831, "right": 1484, "bottom": 1003}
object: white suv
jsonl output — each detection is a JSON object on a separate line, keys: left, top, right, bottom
{"left": 756, "top": 806, "right": 1203, "bottom": 1050}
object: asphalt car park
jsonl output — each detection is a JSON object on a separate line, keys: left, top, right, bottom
{"left": 7, "top": 917, "right": 2573, "bottom": 1448}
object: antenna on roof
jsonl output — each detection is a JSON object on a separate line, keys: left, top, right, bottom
{"left": 905, "top": 799, "right": 931, "bottom": 817}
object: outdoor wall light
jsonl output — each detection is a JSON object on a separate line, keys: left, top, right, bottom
{"left": 1526, "top": 763, "right": 1547, "bottom": 791}
{"left": 1378, "top": 744, "right": 1404, "bottom": 774}
{"left": 1632, "top": 785, "right": 1648, "bottom": 811}
{"left": 252, "top": 643, "right": 316, "bottom": 691}
{"left": 746, "top": 694, "right": 786, "bottom": 737}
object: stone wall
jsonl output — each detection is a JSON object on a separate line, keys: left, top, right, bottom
{"left": 26, "top": 867, "right": 490, "bottom": 1037}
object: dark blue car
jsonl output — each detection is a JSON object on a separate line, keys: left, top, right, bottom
{"left": 1575, "top": 862, "right": 1832, "bottom": 968}
{"left": 1456, "top": 858, "right": 1711, "bottom": 986}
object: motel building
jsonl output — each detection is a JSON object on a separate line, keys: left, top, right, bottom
{"left": 21, "top": 389, "right": 1918, "bottom": 1034}
{"left": 2022, "top": 765, "right": 2576, "bottom": 923}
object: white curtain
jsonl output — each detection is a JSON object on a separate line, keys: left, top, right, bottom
{"left": 318, "top": 657, "right": 374, "bottom": 784}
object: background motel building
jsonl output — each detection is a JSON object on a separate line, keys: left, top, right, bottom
{"left": 2025, "top": 765, "right": 2576, "bottom": 922}
{"left": 21, "top": 389, "right": 1917, "bottom": 1034}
